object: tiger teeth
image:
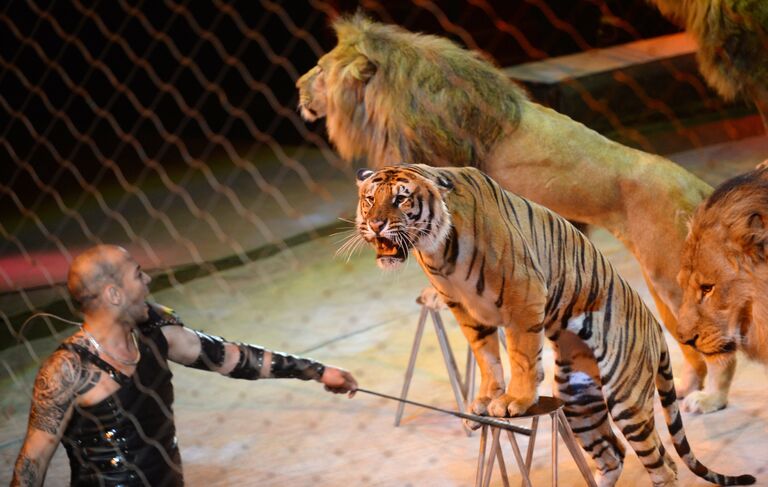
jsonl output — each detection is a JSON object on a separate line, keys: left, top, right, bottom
{"left": 375, "top": 238, "right": 399, "bottom": 255}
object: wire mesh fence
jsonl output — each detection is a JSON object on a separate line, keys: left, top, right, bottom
{"left": 1, "top": 1, "right": 764, "bottom": 485}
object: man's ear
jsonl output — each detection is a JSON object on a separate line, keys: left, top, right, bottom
{"left": 356, "top": 168, "right": 374, "bottom": 187}
{"left": 105, "top": 285, "right": 122, "bottom": 306}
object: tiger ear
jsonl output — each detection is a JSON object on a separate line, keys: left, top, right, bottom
{"left": 357, "top": 168, "right": 374, "bottom": 186}
{"left": 435, "top": 174, "right": 454, "bottom": 194}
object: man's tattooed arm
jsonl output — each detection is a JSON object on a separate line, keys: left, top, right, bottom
{"left": 11, "top": 346, "right": 97, "bottom": 486}
{"left": 11, "top": 447, "right": 41, "bottom": 487}
{"left": 29, "top": 347, "right": 96, "bottom": 434}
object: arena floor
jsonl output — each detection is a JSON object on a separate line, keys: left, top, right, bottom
{"left": 2, "top": 133, "right": 768, "bottom": 486}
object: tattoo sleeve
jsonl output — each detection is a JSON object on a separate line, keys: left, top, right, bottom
{"left": 29, "top": 349, "right": 89, "bottom": 435}
{"left": 11, "top": 452, "right": 41, "bottom": 487}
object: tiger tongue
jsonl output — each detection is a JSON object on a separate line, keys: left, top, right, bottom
{"left": 375, "top": 238, "right": 399, "bottom": 256}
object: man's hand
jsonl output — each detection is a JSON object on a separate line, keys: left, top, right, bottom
{"left": 320, "top": 366, "right": 358, "bottom": 397}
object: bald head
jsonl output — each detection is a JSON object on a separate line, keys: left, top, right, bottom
{"left": 67, "top": 245, "right": 130, "bottom": 311}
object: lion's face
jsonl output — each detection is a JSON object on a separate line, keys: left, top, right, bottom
{"left": 677, "top": 225, "right": 750, "bottom": 356}
{"left": 296, "top": 46, "right": 375, "bottom": 120}
{"left": 296, "top": 62, "right": 328, "bottom": 122}
{"left": 355, "top": 167, "right": 450, "bottom": 270}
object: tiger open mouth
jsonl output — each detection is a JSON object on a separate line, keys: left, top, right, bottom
{"left": 373, "top": 237, "right": 408, "bottom": 264}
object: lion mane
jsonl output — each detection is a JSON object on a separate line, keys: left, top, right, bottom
{"left": 648, "top": 0, "right": 768, "bottom": 128}
{"left": 297, "top": 14, "right": 527, "bottom": 168}
{"left": 297, "top": 15, "right": 743, "bottom": 414}
{"left": 678, "top": 165, "right": 768, "bottom": 363}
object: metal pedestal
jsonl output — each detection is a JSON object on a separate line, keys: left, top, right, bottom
{"left": 474, "top": 397, "right": 597, "bottom": 487}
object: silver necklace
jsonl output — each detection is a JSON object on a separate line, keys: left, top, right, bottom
{"left": 82, "top": 327, "right": 141, "bottom": 366}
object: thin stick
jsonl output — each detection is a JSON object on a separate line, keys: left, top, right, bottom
{"left": 357, "top": 387, "right": 532, "bottom": 436}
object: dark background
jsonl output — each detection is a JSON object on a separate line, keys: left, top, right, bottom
{"left": 1, "top": 1, "right": 677, "bottom": 197}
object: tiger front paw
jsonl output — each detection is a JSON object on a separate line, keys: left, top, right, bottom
{"left": 681, "top": 390, "right": 727, "bottom": 414}
{"left": 469, "top": 396, "right": 491, "bottom": 416}
{"left": 462, "top": 397, "right": 491, "bottom": 430}
{"left": 488, "top": 394, "right": 536, "bottom": 417}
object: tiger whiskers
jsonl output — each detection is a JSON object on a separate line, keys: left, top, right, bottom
{"left": 393, "top": 231, "right": 414, "bottom": 250}
{"left": 336, "top": 231, "right": 367, "bottom": 262}
{"left": 405, "top": 224, "right": 435, "bottom": 249}
{"left": 335, "top": 219, "right": 369, "bottom": 262}
{"left": 330, "top": 217, "right": 360, "bottom": 239}
{"left": 336, "top": 216, "right": 358, "bottom": 225}
{"left": 392, "top": 232, "right": 415, "bottom": 271}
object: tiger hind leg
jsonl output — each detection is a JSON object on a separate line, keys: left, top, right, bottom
{"left": 604, "top": 387, "right": 678, "bottom": 487}
{"left": 553, "top": 333, "right": 625, "bottom": 486}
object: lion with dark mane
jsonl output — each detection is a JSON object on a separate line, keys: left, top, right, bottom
{"left": 297, "top": 14, "right": 736, "bottom": 413}
{"left": 678, "top": 165, "right": 768, "bottom": 365}
{"left": 648, "top": 0, "right": 768, "bottom": 129}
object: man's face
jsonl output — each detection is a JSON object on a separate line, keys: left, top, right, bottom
{"left": 116, "top": 256, "right": 152, "bottom": 323}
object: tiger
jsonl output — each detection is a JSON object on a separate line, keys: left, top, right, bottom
{"left": 353, "top": 164, "right": 755, "bottom": 487}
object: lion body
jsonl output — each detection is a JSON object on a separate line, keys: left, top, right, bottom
{"left": 679, "top": 167, "right": 768, "bottom": 364}
{"left": 648, "top": 0, "right": 768, "bottom": 127}
{"left": 355, "top": 164, "right": 754, "bottom": 487}
{"left": 297, "top": 15, "right": 737, "bottom": 413}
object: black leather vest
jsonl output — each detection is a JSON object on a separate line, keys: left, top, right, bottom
{"left": 61, "top": 307, "right": 184, "bottom": 486}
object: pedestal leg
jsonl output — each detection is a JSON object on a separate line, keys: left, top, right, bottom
{"left": 476, "top": 425, "right": 489, "bottom": 487}
{"left": 395, "top": 306, "right": 428, "bottom": 426}
{"left": 551, "top": 412, "right": 558, "bottom": 485}
{"left": 482, "top": 427, "right": 502, "bottom": 487}
{"left": 556, "top": 409, "right": 597, "bottom": 487}
{"left": 506, "top": 431, "right": 532, "bottom": 487}
{"left": 464, "top": 345, "right": 475, "bottom": 400}
{"left": 431, "top": 310, "right": 473, "bottom": 436}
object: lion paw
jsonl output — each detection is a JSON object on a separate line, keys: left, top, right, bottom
{"left": 416, "top": 286, "right": 446, "bottom": 310}
{"left": 681, "top": 390, "right": 727, "bottom": 414}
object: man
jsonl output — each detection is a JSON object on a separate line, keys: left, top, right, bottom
{"left": 11, "top": 245, "right": 358, "bottom": 486}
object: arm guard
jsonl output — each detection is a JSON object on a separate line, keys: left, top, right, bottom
{"left": 184, "top": 330, "right": 325, "bottom": 381}
{"left": 188, "top": 330, "right": 227, "bottom": 370}
{"left": 229, "top": 343, "right": 325, "bottom": 381}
